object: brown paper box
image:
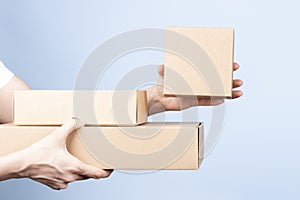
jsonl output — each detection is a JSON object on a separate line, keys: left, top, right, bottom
{"left": 0, "top": 122, "right": 203, "bottom": 170}
{"left": 164, "top": 26, "right": 234, "bottom": 98}
{"left": 14, "top": 90, "right": 148, "bottom": 126}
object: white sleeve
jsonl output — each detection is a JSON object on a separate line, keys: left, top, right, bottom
{"left": 0, "top": 60, "right": 15, "bottom": 90}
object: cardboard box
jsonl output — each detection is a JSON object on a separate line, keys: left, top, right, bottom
{"left": 164, "top": 26, "right": 234, "bottom": 98}
{"left": 14, "top": 90, "right": 148, "bottom": 126}
{"left": 0, "top": 122, "right": 203, "bottom": 170}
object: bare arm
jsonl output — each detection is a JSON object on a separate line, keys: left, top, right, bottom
{"left": 0, "top": 76, "right": 30, "bottom": 123}
{"left": 0, "top": 148, "right": 22, "bottom": 180}
{"left": 0, "top": 119, "right": 112, "bottom": 190}
{"left": 0, "top": 70, "right": 112, "bottom": 190}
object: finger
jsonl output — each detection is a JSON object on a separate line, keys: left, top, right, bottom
{"left": 61, "top": 174, "right": 89, "bottom": 183}
{"left": 198, "top": 98, "right": 224, "bottom": 106}
{"left": 233, "top": 62, "right": 240, "bottom": 71}
{"left": 157, "top": 64, "right": 164, "bottom": 77}
{"left": 34, "top": 178, "right": 66, "bottom": 190}
{"left": 56, "top": 119, "right": 84, "bottom": 140}
{"left": 73, "top": 174, "right": 89, "bottom": 181}
{"left": 43, "top": 182, "right": 62, "bottom": 190}
{"left": 58, "top": 183, "right": 68, "bottom": 190}
{"left": 232, "top": 90, "right": 243, "bottom": 99}
{"left": 79, "top": 163, "right": 112, "bottom": 179}
{"left": 33, "top": 178, "right": 55, "bottom": 189}
{"left": 72, "top": 117, "right": 86, "bottom": 128}
{"left": 101, "top": 169, "right": 114, "bottom": 178}
{"left": 41, "top": 178, "right": 68, "bottom": 190}
{"left": 233, "top": 79, "right": 243, "bottom": 88}
{"left": 209, "top": 99, "right": 224, "bottom": 106}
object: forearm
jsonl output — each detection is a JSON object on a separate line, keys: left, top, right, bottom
{"left": 0, "top": 151, "right": 25, "bottom": 180}
{"left": 0, "top": 76, "right": 31, "bottom": 123}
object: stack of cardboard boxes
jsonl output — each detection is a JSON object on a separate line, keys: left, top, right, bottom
{"left": 0, "top": 27, "right": 234, "bottom": 170}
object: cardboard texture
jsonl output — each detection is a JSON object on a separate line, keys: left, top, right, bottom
{"left": 0, "top": 122, "right": 203, "bottom": 170}
{"left": 14, "top": 90, "right": 148, "bottom": 126}
{"left": 164, "top": 26, "right": 234, "bottom": 98}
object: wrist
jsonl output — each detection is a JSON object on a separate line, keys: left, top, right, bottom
{"left": 0, "top": 150, "right": 28, "bottom": 180}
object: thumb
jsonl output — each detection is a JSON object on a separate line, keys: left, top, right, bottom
{"left": 56, "top": 119, "right": 84, "bottom": 140}
{"left": 157, "top": 64, "right": 164, "bottom": 86}
{"left": 157, "top": 64, "right": 164, "bottom": 77}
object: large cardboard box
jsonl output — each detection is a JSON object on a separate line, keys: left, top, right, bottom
{"left": 164, "top": 26, "right": 234, "bottom": 98}
{"left": 14, "top": 90, "right": 148, "bottom": 126}
{"left": 0, "top": 122, "right": 203, "bottom": 170}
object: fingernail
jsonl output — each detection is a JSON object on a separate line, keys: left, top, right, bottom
{"left": 72, "top": 117, "right": 86, "bottom": 128}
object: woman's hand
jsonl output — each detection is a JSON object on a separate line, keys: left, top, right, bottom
{"left": 0, "top": 119, "right": 112, "bottom": 190}
{"left": 147, "top": 63, "right": 243, "bottom": 115}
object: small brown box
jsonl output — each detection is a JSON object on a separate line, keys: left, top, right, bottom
{"left": 164, "top": 26, "right": 234, "bottom": 98}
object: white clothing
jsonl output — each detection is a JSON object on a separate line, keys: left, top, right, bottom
{"left": 0, "top": 60, "right": 14, "bottom": 89}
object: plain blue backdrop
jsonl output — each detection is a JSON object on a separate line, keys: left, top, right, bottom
{"left": 1, "top": 0, "right": 300, "bottom": 199}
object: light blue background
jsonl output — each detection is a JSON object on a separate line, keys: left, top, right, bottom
{"left": 1, "top": 0, "right": 300, "bottom": 199}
